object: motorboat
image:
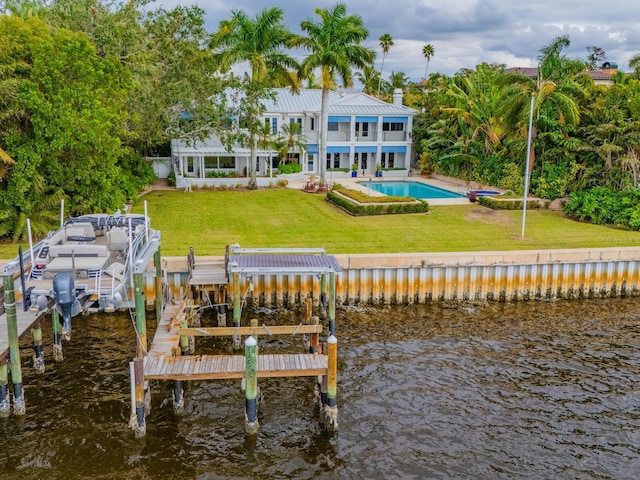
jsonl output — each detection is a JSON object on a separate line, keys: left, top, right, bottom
{"left": 3, "top": 211, "right": 161, "bottom": 336}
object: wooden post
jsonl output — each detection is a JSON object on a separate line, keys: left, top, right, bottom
{"left": 0, "top": 358, "right": 9, "bottom": 417}
{"left": 217, "top": 285, "right": 227, "bottom": 327}
{"left": 320, "top": 273, "right": 327, "bottom": 316}
{"left": 134, "top": 272, "right": 147, "bottom": 357}
{"left": 244, "top": 335, "right": 259, "bottom": 435}
{"left": 304, "top": 297, "right": 312, "bottom": 350}
{"left": 51, "top": 307, "right": 63, "bottom": 362}
{"left": 154, "top": 248, "right": 163, "bottom": 325}
{"left": 324, "top": 335, "right": 338, "bottom": 431}
{"left": 132, "top": 357, "right": 146, "bottom": 437}
{"left": 328, "top": 271, "right": 336, "bottom": 336}
{"left": 309, "top": 316, "right": 320, "bottom": 353}
{"left": 232, "top": 271, "right": 241, "bottom": 348}
{"left": 31, "top": 319, "right": 45, "bottom": 374}
{"left": 3, "top": 274, "right": 25, "bottom": 415}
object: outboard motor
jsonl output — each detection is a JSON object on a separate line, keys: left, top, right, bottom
{"left": 53, "top": 272, "right": 79, "bottom": 339}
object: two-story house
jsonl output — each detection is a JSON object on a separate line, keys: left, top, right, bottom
{"left": 170, "top": 87, "right": 417, "bottom": 187}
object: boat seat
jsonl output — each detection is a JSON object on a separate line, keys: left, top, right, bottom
{"left": 107, "top": 227, "right": 128, "bottom": 252}
{"left": 65, "top": 223, "right": 96, "bottom": 243}
{"left": 49, "top": 244, "right": 108, "bottom": 258}
{"left": 103, "top": 262, "right": 126, "bottom": 282}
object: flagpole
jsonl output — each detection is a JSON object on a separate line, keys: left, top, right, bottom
{"left": 521, "top": 93, "right": 535, "bottom": 239}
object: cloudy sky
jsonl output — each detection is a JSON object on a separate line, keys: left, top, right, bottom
{"left": 160, "top": 0, "right": 640, "bottom": 82}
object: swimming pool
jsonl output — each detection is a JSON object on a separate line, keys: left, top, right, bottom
{"left": 359, "top": 180, "right": 466, "bottom": 199}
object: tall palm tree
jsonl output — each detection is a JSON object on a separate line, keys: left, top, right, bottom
{"left": 295, "top": 2, "right": 375, "bottom": 186}
{"left": 210, "top": 7, "right": 299, "bottom": 188}
{"left": 356, "top": 64, "right": 380, "bottom": 95}
{"left": 501, "top": 36, "right": 583, "bottom": 191}
{"left": 377, "top": 33, "right": 393, "bottom": 96}
{"left": 422, "top": 44, "right": 435, "bottom": 81}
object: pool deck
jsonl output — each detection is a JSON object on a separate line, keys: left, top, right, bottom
{"left": 287, "top": 173, "right": 483, "bottom": 205}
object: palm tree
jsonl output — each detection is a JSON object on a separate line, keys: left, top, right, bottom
{"left": 0, "top": 147, "right": 15, "bottom": 181}
{"left": 210, "top": 7, "right": 299, "bottom": 188}
{"left": 356, "top": 64, "right": 380, "bottom": 95}
{"left": 275, "top": 121, "right": 307, "bottom": 168}
{"left": 422, "top": 44, "right": 435, "bottom": 81}
{"left": 295, "top": 2, "right": 375, "bottom": 186}
{"left": 377, "top": 33, "right": 393, "bottom": 96}
{"left": 501, "top": 36, "right": 583, "bottom": 191}
{"left": 629, "top": 52, "right": 640, "bottom": 78}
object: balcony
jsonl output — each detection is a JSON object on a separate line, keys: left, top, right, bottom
{"left": 355, "top": 132, "right": 377, "bottom": 141}
{"left": 382, "top": 131, "right": 407, "bottom": 141}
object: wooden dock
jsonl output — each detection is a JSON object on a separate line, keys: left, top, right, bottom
{"left": 143, "top": 300, "right": 328, "bottom": 381}
{"left": 144, "top": 353, "right": 327, "bottom": 380}
{"left": 0, "top": 307, "right": 48, "bottom": 362}
{"left": 133, "top": 247, "right": 339, "bottom": 435}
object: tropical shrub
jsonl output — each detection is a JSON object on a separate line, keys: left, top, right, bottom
{"left": 277, "top": 163, "right": 302, "bottom": 174}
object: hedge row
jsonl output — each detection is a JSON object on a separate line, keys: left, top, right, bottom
{"left": 478, "top": 196, "right": 547, "bottom": 210}
{"left": 333, "top": 184, "right": 415, "bottom": 204}
{"left": 327, "top": 191, "right": 429, "bottom": 215}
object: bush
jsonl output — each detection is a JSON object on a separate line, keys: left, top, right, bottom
{"left": 167, "top": 171, "right": 176, "bottom": 187}
{"left": 277, "top": 163, "right": 302, "bottom": 174}
{"left": 332, "top": 184, "right": 415, "bottom": 204}
{"left": 478, "top": 196, "right": 546, "bottom": 210}
{"left": 564, "top": 187, "right": 640, "bottom": 230}
{"left": 327, "top": 190, "right": 428, "bottom": 215}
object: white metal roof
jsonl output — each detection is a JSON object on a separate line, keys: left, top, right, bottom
{"left": 262, "top": 88, "right": 417, "bottom": 116}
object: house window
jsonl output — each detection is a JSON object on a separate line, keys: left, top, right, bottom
{"left": 219, "top": 156, "right": 235, "bottom": 169}
{"left": 271, "top": 117, "right": 278, "bottom": 134}
{"left": 382, "top": 152, "right": 395, "bottom": 168}
{"left": 328, "top": 122, "right": 339, "bottom": 131}
{"left": 186, "top": 156, "right": 195, "bottom": 173}
{"left": 356, "top": 122, "right": 369, "bottom": 137}
{"left": 310, "top": 118, "right": 315, "bottom": 131}
{"left": 326, "top": 153, "right": 340, "bottom": 169}
{"left": 383, "top": 122, "right": 404, "bottom": 131}
{"left": 355, "top": 153, "right": 368, "bottom": 170}
{"left": 290, "top": 117, "right": 302, "bottom": 126}
{"left": 204, "top": 156, "right": 217, "bottom": 169}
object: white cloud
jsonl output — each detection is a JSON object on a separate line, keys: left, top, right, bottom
{"left": 156, "top": 0, "right": 640, "bottom": 78}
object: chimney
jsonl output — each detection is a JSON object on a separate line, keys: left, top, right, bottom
{"left": 393, "top": 88, "right": 403, "bottom": 107}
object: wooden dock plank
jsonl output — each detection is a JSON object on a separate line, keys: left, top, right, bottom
{"left": 0, "top": 307, "right": 50, "bottom": 361}
{"left": 179, "top": 324, "right": 323, "bottom": 337}
{"left": 143, "top": 353, "right": 327, "bottom": 380}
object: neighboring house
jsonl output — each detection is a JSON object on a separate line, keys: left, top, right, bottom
{"left": 170, "top": 87, "right": 417, "bottom": 187}
{"left": 505, "top": 61, "right": 619, "bottom": 86}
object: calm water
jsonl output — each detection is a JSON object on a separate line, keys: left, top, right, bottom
{"left": 1, "top": 298, "right": 639, "bottom": 479}
{"left": 360, "top": 181, "right": 466, "bottom": 199}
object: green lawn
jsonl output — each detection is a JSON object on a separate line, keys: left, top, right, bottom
{"left": 1, "top": 188, "right": 639, "bottom": 259}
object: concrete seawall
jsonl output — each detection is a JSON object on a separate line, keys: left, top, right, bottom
{"left": 158, "top": 247, "right": 640, "bottom": 306}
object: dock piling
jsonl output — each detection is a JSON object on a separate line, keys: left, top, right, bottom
{"left": 323, "top": 335, "right": 338, "bottom": 431}
{"left": 244, "top": 335, "right": 259, "bottom": 435}
{"left": 232, "top": 271, "right": 241, "bottom": 348}
{"left": 3, "top": 275, "right": 25, "bottom": 415}
{"left": 134, "top": 272, "right": 147, "bottom": 357}
{"left": 0, "top": 359, "right": 9, "bottom": 417}
{"left": 31, "top": 320, "right": 45, "bottom": 374}
{"left": 51, "top": 308, "right": 63, "bottom": 362}
{"left": 154, "top": 248, "right": 163, "bottom": 325}
{"left": 328, "top": 272, "right": 336, "bottom": 336}
{"left": 132, "top": 357, "right": 146, "bottom": 437}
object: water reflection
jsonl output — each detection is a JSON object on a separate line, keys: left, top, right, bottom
{"left": 0, "top": 298, "right": 639, "bottom": 479}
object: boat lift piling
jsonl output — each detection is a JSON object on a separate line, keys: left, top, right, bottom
{"left": 31, "top": 319, "right": 45, "bottom": 374}
{"left": 51, "top": 308, "right": 63, "bottom": 362}
{"left": 3, "top": 274, "right": 25, "bottom": 415}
